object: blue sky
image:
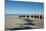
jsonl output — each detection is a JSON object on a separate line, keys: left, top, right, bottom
{"left": 5, "top": 0, "right": 44, "bottom": 15}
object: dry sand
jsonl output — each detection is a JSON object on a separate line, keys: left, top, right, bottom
{"left": 5, "top": 16, "right": 27, "bottom": 28}
{"left": 5, "top": 16, "right": 44, "bottom": 31}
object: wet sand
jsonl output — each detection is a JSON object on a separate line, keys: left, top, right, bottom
{"left": 5, "top": 16, "right": 44, "bottom": 31}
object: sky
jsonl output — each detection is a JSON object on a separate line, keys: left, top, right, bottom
{"left": 5, "top": 0, "right": 44, "bottom": 15}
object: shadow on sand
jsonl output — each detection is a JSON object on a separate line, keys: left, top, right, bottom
{"left": 7, "top": 19, "right": 35, "bottom": 30}
{"left": 6, "top": 26, "right": 32, "bottom": 30}
{"left": 23, "top": 19, "right": 35, "bottom": 25}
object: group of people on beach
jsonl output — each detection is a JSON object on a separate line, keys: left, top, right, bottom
{"left": 19, "top": 15, "right": 43, "bottom": 19}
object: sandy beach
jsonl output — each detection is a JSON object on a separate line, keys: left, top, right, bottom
{"left": 5, "top": 16, "right": 44, "bottom": 31}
